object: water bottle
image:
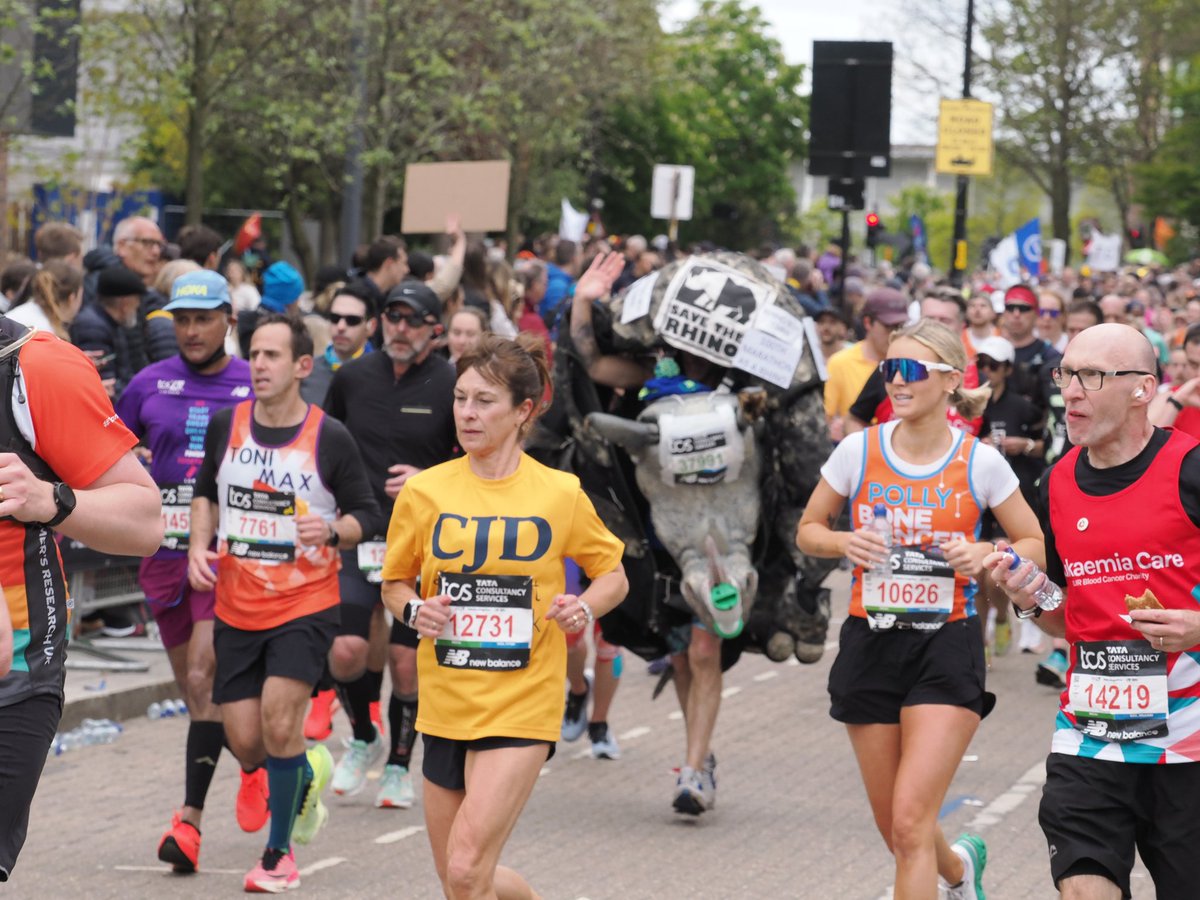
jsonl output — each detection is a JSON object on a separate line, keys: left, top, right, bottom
{"left": 868, "top": 504, "right": 893, "bottom": 578}
{"left": 1006, "top": 548, "right": 1063, "bottom": 612}
{"left": 170, "top": 698, "right": 189, "bottom": 717}
{"left": 147, "top": 701, "right": 176, "bottom": 720}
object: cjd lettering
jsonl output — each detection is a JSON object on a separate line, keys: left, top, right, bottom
{"left": 432, "top": 514, "right": 552, "bottom": 574}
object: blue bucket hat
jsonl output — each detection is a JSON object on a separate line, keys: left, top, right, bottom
{"left": 261, "top": 262, "right": 305, "bottom": 312}
{"left": 164, "top": 269, "right": 232, "bottom": 311}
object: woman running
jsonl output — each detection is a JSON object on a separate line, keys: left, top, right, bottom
{"left": 797, "top": 319, "right": 1043, "bottom": 900}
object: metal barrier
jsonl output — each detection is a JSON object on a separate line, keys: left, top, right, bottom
{"left": 61, "top": 539, "right": 162, "bottom": 672}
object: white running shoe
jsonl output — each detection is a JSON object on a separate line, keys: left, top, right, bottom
{"left": 331, "top": 732, "right": 384, "bottom": 796}
{"left": 375, "top": 764, "right": 415, "bottom": 809}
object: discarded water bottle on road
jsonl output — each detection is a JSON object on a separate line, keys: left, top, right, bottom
{"left": 51, "top": 718, "right": 123, "bottom": 755}
{"left": 1006, "top": 548, "right": 1063, "bottom": 612}
{"left": 148, "top": 698, "right": 189, "bottom": 719}
{"left": 868, "top": 504, "right": 893, "bottom": 578}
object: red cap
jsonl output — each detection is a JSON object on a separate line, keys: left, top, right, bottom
{"left": 1003, "top": 284, "right": 1039, "bottom": 308}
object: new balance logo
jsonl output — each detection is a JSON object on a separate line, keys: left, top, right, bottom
{"left": 231, "top": 386, "right": 251, "bottom": 398}
{"left": 442, "top": 649, "right": 470, "bottom": 666}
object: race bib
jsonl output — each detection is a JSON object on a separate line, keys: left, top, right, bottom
{"left": 225, "top": 484, "right": 296, "bottom": 562}
{"left": 434, "top": 572, "right": 534, "bottom": 671}
{"left": 1069, "top": 640, "right": 1168, "bottom": 742}
{"left": 656, "top": 404, "right": 744, "bottom": 486}
{"left": 160, "top": 482, "right": 193, "bottom": 551}
{"left": 357, "top": 540, "right": 387, "bottom": 584}
{"left": 862, "top": 546, "right": 955, "bottom": 632}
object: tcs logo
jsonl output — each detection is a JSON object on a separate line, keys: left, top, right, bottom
{"left": 439, "top": 575, "right": 474, "bottom": 602}
{"left": 432, "top": 514, "right": 552, "bottom": 574}
{"left": 1079, "top": 647, "right": 1107, "bottom": 671}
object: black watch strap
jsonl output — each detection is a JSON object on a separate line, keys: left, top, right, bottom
{"left": 44, "top": 482, "right": 76, "bottom": 528}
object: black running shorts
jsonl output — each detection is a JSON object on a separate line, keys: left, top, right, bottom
{"left": 421, "top": 734, "right": 554, "bottom": 792}
{"left": 0, "top": 693, "right": 61, "bottom": 881}
{"left": 337, "top": 551, "right": 418, "bottom": 647}
{"left": 828, "top": 615, "right": 991, "bottom": 724}
{"left": 1039, "top": 753, "right": 1200, "bottom": 900}
{"left": 213, "top": 607, "right": 339, "bottom": 703}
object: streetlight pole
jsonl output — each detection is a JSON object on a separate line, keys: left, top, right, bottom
{"left": 949, "top": 0, "right": 974, "bottom": 286}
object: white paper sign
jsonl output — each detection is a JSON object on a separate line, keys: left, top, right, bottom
{"left": 803, "top": 317, "right": 828, "bottom": 382}
{"left": 620, "top": 272, "right": 659, "bottom": 324}
{"left": 1049, "top": 238, "right": 1067, "bottom": 276}
{"left": 730, "top": 328, "right": 803, "bottom": 389}
{"left": 651, "top": 165, "right": 695, "bottom": 221}
{"left": 1087, "top": 233, "right": 1123, "bottom": 273}
{"left": 755, "top": 304, "right": 804, "bottom": 344}
{"left": 988, "top": 234, "right": 1021, "bottom": 288}
{"left": 653, "top": 258, "right": 774, "bottom": 366}
{"left": 559, "top": 198, "right": 589, "bottom": 242}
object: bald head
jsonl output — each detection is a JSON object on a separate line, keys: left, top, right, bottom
{"left": 1064, "top": 323, "right": 1157, "bottom": 374}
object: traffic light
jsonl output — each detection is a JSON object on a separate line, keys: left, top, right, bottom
{"left": 1127, "top": 225, "right": 1145, "bottom": 249}
{"left": 866, "top": 212, "right": 883, "bottom": 248}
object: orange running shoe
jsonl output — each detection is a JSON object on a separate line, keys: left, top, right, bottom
{"left": 236, "top": 767, "right": 269, "bottom": 833}
{"left": 303, "top": 689, "right": 340, "bottom": 741}
{"left": 157, "top": 810, "right": 201, "bottom": 873}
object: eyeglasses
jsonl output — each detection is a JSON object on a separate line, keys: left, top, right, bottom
{"left": 122, "top": 236, "right": 165, "bottom": 250}
{"left": 1038, "top": 309, "right": 1061, "bottom": 318}
{"left": 382, "top": 308, "right": 431, "bottom": 327}
{"left": 1005, "top": 304, "right": 1035, "bottom": 314}
{"left": 879, "top": 358, "right": 959, "bottom": 382}
{"left": 327, "top": 313, "right": 365, "bottom": 327}
{"left": 1050, "top": 367, "right": 1154, "bottom": 391}
{"left": 976, "top": 356, "right": 1006, "bottom": 370}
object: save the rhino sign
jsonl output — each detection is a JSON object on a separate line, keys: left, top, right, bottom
{"left": 653, "top": 258, "right": 775, "bottom": 368}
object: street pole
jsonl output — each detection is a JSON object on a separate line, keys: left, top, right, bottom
{"left": 949, "top": 0, "right": 974, "bottom": 287}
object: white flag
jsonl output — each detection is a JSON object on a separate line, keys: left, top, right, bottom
{"left": 559, "top": 199, "right": 589, "bottom": 242}
{"left": 1086, "top": 233, "right": 1123, "bottom": 273}
{"left": 989, "top": 234, "right": 1021, "bottom": 288}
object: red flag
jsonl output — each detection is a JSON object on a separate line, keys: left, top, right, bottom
{"left": 234, "top": 213, "right": 262, "bottom": 255}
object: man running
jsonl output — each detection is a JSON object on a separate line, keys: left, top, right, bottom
{"left": 116, "top": 270, "right": 257, "bottom": 872}
{"left": 188, "top": 313, "right": 380, "bottom": 892}
{"left": 323, "top": 279, "right": 457, "bottom": 807}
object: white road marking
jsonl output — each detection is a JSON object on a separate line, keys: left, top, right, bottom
{"left": 299, "top": 857, "right": 346, "bottom": 875}
{"left": 572, "top": 748, "right": 593, "bottom": 759}
{"left": 620, "top": 726, "right": 651, "bottom": 740}
{"left": 720, "top": 686, "right": 742, "bottom": 699}
{"left": 753, "top": 670, "right": 778, "bottom": 682}
{"left": 967, "top": 760, "right": 1045, "bottom": 829}
{"left": 538, "top": 766, "right": 551, "bottom": 777}
{"left": 668, "top": 710, "right": 684, "bottom": 721}
{"left": 374, "top": 826, "right": 425, "bottom": 845}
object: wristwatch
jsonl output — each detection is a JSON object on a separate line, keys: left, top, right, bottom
{"left": 404, "top": 599, "right": 424, "bottom": 630}
{"left": 1168, "top": 396, "right": 1184, "bottom": 412}
{"left": 1012, "top": 601, "right": 1041, "bottom": 620}
{"left": 43, "top": 481, "right": 76, "bottom": 528}
{"left": 324, "top": 521, "right": 339, "bottom": 546}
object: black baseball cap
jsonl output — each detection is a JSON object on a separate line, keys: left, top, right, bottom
{"left": 384, "top": 280, "right": 441, "bottom": 320}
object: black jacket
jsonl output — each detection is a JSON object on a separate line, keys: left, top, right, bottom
{"left": 69, "top": 303, "right": 146, "bottom": 399}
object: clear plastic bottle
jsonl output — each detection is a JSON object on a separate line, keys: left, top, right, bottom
{"left": 868, "top": 503, "right": 893, "bottom": 578}
{"left": 1006, "top": 548, "right": 1063, "bottom": 612}
{"left": 147, "top": 701, "right": 176, "bottom": 720}
{"left": 172, "top": 698, "right": 189, "bottom": 717}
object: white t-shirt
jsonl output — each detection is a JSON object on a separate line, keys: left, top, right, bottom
{"left": 7, "top": 302, "right": 55, "bottom": 335}
{"left": 821, "top": 420, "right": 1020, "bottom": 511}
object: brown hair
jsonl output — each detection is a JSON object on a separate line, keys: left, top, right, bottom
{"left": 455, "top": 333, "right": 552, "bottom": 433}
{"left": 34, "top": 221, "right": 83, "bottom": 262}
{"left": 29, "top": 260, "right": 84, "bottom": 339}
{"left": 891, "top": 319, "right": 991, "bottom": 419}
{"left": 449, "top": 306, "right": 489, "bottom": 333}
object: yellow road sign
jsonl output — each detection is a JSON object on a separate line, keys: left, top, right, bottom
{"left": 936, "top": 99, "right": 994, "bottom": 177}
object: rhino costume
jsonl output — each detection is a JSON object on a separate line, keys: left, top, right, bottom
{"left": 528, "top": 252, "right": 838, "bottom": 667}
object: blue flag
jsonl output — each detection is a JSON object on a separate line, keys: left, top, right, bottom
{"left": 1015, "top": 218, "right": 1042, "bottom": 276}
{"left": 910, "top": 214, "right": 927, "bottom": 262}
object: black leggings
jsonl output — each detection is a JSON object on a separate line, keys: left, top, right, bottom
{"left": 0, "top": 692, "right": 61, "bottom": 880}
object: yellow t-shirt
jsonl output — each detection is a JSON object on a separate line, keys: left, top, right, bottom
{"left": 382, "top": 453, "right": 625, "bottom": 742}
{"left": 824, "top": 342, "right": 877, "bottom": 419}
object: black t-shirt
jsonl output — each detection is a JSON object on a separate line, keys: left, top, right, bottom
{"left": 849, "top": 368, "right": 887, "bottom": 425}
{"left": 981, "top": 386, "right": 1044, "bottom": 496}
{"left": 195, "top": 405, "right": 383, "bottom": 536}
{"left": 1010, "top": 338, "right": 1060, "bottom": 417}
{"left": 323, "top": 350, "right": 458, "bottom": 521}
{"left": 1037, "top": 428, "right": 1200, "bottom": 584}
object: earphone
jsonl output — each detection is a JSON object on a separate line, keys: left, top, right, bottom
{"left": 1135, "top": 388, "right": 1146, "bottom": 399}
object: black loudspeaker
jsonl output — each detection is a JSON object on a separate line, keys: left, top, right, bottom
{"left": 808, "top": 41, "right": 893, "bottom": 178}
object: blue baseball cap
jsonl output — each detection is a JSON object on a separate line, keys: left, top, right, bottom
{"left": 261, "top": 261, "right": 305, "bottom": 312}
{"left": 164, "top": 269, "right": 232, "bottom": 311}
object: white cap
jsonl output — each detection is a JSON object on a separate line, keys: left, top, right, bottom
{"left": 975, "top": 335, "right": 1015, "bottom": 364}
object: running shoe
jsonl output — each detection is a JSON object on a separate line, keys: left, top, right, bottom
{"left": 561, "top": 673, "right": 592, "bottom": 743}
{"left": 1036, "top": 648, "right": 1069, "bottom": 688}
{"left": 243, "top": 847, "right": 298, "bottom": 893}
{"left": 589, "top": 724, "right": 621, "bottom": 760}
{"left": 237, "top": 767, "right": 270, "bottom": 833}
{"left": 157, "top": 810, "right": 201, "bottom": 873}
{"left": 672, "top": 765, "right": 710, "bottom": 816}
{"left": 303, "top": 690, "right": 339, "bottom": 741}
{"left": 375, "top": 764, "right": 415, "bottom": 809}
{"left": 331, "top": 732, "right": 383, "bottom": 796}
{"left": 945, "top": 833, "right": 987, "bottom": 900}
{"left": 993, "top": 620, "right": 1012, "bottom": 657}
{"left": 293, "top": 744, "right": 333, "bottom": 845}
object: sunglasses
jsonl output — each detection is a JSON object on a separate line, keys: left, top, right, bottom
{"left": 382, "top": 308, "right": 431, "bottom": 327}
{"left": 1038, "top": 309, "right": 1061, "bottom": 318}
{"left": 976, "top": 356, "right": 1007, "bottom": 370}
{"left": 327, "top": 313, "right": 365, "bottom": 327}
{"left": 879, "top": 358, "right": 959, "bottom": 382}
{"left": 1005, "top": 304, "right": 1035, "bottom": 314}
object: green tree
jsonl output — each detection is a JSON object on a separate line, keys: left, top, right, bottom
{"left": 1136, "top": 59, "right": 1200, "bottom": 245}
{"left": 595, "top": 0, "right": 807, "bottom": 248}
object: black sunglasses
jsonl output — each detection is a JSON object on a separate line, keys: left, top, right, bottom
{"left": 1005, "top": 304, "right": 1035, "bottom": 314}
{"left": 382, "top": 308, "right": 432, "bottom": 327}
{"left": 976, "top": 356, "right": 1007, "bottom": 370}
{"left": 327, "top": 313, "right": 365, "bottom": 327}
